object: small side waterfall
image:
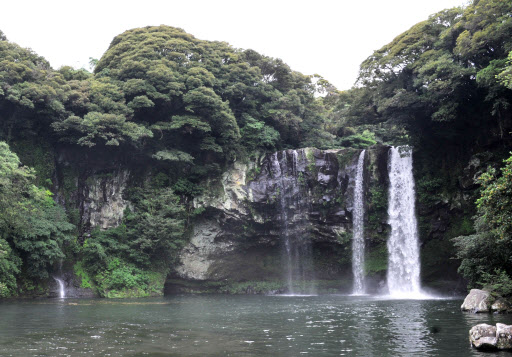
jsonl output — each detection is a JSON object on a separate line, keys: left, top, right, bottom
{"left": 272, "top": 150, "right": 315, "bottom": 295}
{"left": 352, "top": 150, "right": 366, "bottom": 295}
{"left": 386, "top": 146, "right": 422, "bottom": 297}
{"left": 53, "top": 277, "right": 66, "bottom": 298}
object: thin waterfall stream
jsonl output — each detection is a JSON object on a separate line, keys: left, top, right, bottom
{"left": 352, "top": 150, "right": 366, "bottom": 295}
{"left": 53, "top": 277, "right": 65, "bottom": 298}
{"left": 53, "top": 259, "right": 66, "bottom": 298}
{"left": 272, "top": 150, "right": 316, "bottom": 295}
{"left": 386, "top": 146, "right": 423, "bottom": 297}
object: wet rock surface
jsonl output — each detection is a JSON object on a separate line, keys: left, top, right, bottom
{"left": 173, "top": 146, "right": 390, "bottom": 290}
{"left": 470, "top": 324, "right": 497, "bottom": 349}
{"left": 470, "top": 323, "right": 512, "bottom": 350}
{"left": 492, "top": 298, "right": 512, "bottom": 313}
{"left": 49, "top": 271, "right": 96, "bottom": 298}
{"left": 461, "top": 289, "right": 491, "bottom": 312}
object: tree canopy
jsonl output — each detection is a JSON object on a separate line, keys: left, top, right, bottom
{"left": 335, "top": 0, "right": 512, "bottom": 148}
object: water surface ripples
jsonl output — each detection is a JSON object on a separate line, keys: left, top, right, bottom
{"left": 1, "top": 295, "right": 511, "bottom": 356}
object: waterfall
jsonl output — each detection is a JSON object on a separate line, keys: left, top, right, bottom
{"left": 273, "top": 152, "right": 294, "bottom": 291}
{"left": 386, "top": 146, "right": 422, "bottom": 297}
{"left": 352, "top": 150, "right": 366, "bottom": 295}
{"left": 53, "top": 277, "right": 66, "bottom": 298}
{"left": 272, "top": 150, "right": 315, "bottom": 295}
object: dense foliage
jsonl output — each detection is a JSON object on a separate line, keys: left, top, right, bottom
{"left": 0, "top": 142, "right": 73, "bottom": 297}
{"left": 0, "top": 26, "right": 341, "bottom": 296}
{"left": 1, "top": 0, "right": 512, "bottom": 297}
{"left": 334, "top": 0, "right": 512, "bottom": 149}
{"left": 454, "top": 154, "right": 512, "bottom": 296}
{"left": 78, "top": 187, "right": 186, "bottom": 297}
{"left": 55, "top": 26, "right": 342, "bottom": 163}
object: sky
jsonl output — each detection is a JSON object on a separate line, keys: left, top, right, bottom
{"left": 1, "top": 0, "right": 466, "bottom": 90}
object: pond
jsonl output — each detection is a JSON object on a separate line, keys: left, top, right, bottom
{"left": 1, "top": 295, "right": 511, "bottom": 356}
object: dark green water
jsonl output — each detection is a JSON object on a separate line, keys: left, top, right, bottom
{"left": 1, "top": 295, "right": 511, "bottom": 356}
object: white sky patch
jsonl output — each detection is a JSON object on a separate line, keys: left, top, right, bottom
{"left": 1, "top": 0, "right": 466, "bottom": 90}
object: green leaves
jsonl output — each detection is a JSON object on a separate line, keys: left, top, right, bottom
{"left": 152, "top": 149, "right": 194, "bottom": 163}
{"left": 52, "top": 112, "right": 153, "bottom": 147}
{"left": 0, "top": 142, "right": 74, "bottom": 288}
{"left": 498, "top": 51, "right": 512, "bottom": 89}
{"left": 185, "top": 67, "right": 215, "bottom": 89}
{"left": 240, "top": 115, "right": 280, "bottom": 152}
{"left": 86, "top": 25, "right": 336, "bottom": 164}
{"left": 168, "top": 115, "right": 211, "bottom": 133}
{"left": 127, "top": 95, "right": 154, "bottom": 110}
{"left": 80, "top": 187, "right": 186, "bottom": 295}
{"left": 454, "top": 154, "right": 512, "bottom": 292}
{"left": 476, "top": 156, "right": 512, "bottom": 240}
{"left": 346, "top": 0, "right": 512, "bottom": 146}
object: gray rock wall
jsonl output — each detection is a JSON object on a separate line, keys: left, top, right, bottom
{"left": 172, "top": 146, "right": 390, "bottom": 292}
{"left": 83, "top": 170, "right": 131, "bottom": 230}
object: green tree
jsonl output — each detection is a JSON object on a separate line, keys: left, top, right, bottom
{"left": 0, "top": 38, "right": 70, "bottom": 141}
{"left": 80, "top": 187, "right": 186, "bottom": 295}
{"left": 454, "top": 154, "right": 512, "bottom": 293}
{"left": 0, "top": 142, "right": 73, "bottom": 294}
{"left": 126, "top": 188, "right": 186, "bottom": 267}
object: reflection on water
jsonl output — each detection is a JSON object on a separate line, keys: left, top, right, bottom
{"left": 386, "top": 300, "right": 431, "bottom": 356}
{"left": 1, "top": 295, "right": 512, "bottom": 356}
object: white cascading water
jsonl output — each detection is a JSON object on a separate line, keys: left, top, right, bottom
{"left": 386, "top": 146, "right": 422, "bottom": 297}
{"left": 352, "top": 150, "right": 366, "bottom": 295}
{"left": 272, "top": 150, "right": 315, "bottom": 295}
{"left": 272, "top": 152, "right": 294, "bottom": 292}
{"left": 53, "top": 277, "right": 65, "bottom": 298}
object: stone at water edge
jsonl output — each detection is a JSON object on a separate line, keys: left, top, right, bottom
{"left": 461, "top": 289, "right": 490, "bottom": 312}
{"left": 470, "top": 323, "right": 512, "bottom": 350}
{"left": 497, "top": 323, "right": 512, "bottom": 349}
{"left": 492, "top": 298, "right": 512, "bottom": 313}
{"left": 469, "top": 324, "right": 497, "bottom": 349}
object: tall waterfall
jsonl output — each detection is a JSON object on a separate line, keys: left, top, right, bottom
{"left": 386, "top": 146, "right": 422, "bottom": 297}
{"left": 352, "top": 150, "right": 366, "bottom": 295}
{"left": 272, "top": 150, "right": 315, "bottom": 295}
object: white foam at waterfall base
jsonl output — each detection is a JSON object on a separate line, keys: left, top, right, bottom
{"left": 352, "top": 150, "right": 366, "bottom": 295}
{"left": 386, "top": 146, "right": 425, "bottom": 298}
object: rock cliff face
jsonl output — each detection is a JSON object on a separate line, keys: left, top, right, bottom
{"left": 82, "top": 170, "right": 130, "bottom": 230}
{"left": 170, "top": 146, "right": 391, "bottom": 293}
{"left": 53, "top": 150, "right": 131, "bottom": 237}
{"left": 49, "top": 150, "right": 133, "bottom": 297}
{"left": 49, "top": 143, "right": 468, "bottom": 295}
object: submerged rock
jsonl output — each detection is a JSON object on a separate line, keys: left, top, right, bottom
{"left": 470, "top": 323, "right": 512, "bottom": 350}
{"left": 461, "top": 289, "right": 490, "bottom": 312}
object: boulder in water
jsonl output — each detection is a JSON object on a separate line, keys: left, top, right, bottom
{"left": 497, "top": 323, "right": 512, "bottom": 349}
{"left": 470, "top": 323, "right": 512, "bottom": 350}
{"left": 461, "top": 289, "right": 490, "bottom": 312}
{"left": 469, "top": 324, "right": 497, "bottom": 349}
